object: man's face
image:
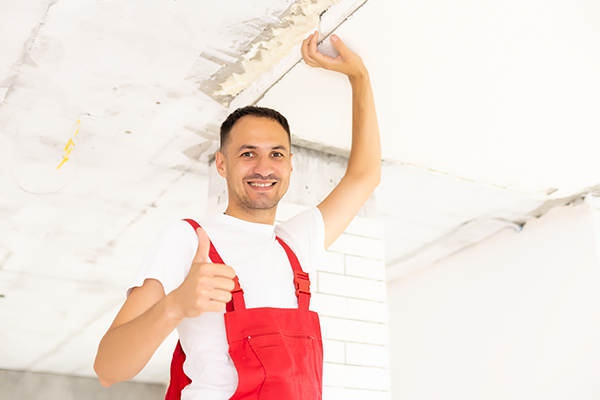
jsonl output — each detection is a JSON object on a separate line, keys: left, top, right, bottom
{"left": 216, "top": 115, "right": 292, "bottom": 216}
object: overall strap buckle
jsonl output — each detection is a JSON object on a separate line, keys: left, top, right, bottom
{"left": 232, "top": 276, "right": 244, "bottom": 293}
{"left": 294, "top": 270, "right": 311, "bottom": 298}
{"left": 227, "top": 276, "right": 245, "bottom": 312}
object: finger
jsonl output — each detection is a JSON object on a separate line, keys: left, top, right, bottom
{"left": 203, "top": 299, "right": 228, "bottom": 313}
{"left": 209, "top": 288, "right": 233, "bottom": 303}
{"left": 193, "top": 227, "right": 211, "bottom": 264}
{"left": 210, "top": 263, "right": 237, "bottom": 279}
{"left": 309, "top": 30, "right": 319, "bottom": 57}
{"left": 309, "top": 33, "right": 343, "bottom": 67}
{"left": 209, "top": 276, "right": 236, "bottom": 292}
{"left": 304, "top": 57, "right": 321, "bottom": 68}
{"left": 195, "top": 263, "right": 237, "bottom": 282}
{"left": 305, "top": 51, "right": 335, "bottom": 70}
{"left": 301, "top": 33, "right": 312, "bottom": 61}
{"left": 302, "top": 33, "right": 321, "bottom": 68}
{"left": 330, "top": 34, "right": 352, "bottom": 59}
{"left": 305, "top": 37, "right": 328, "bottom": 68}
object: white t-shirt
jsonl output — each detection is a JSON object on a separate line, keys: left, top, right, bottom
{"left": 129, "top": 207, "right": 326, "bottom": 400}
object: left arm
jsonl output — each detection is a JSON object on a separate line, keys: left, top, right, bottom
{"left": 301, "top": 32, "right": 381, "bottom": 249}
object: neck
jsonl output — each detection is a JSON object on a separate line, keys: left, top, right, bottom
{"left": 224, "top": 204, "right": 277, "bottom": 225}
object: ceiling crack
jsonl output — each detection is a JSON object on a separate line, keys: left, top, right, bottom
{"left": 25, "top": 296, "right": 124, "bottom": 371}
{"left": 111, "top": 171, "right": 188, "bottom": 243}
{"left": 382, "top": 159, "right": 556, "bottom": 200}
{"left": 385, "top": 190, "right": 591, "bottom": 281}
{"left": 0, "top": 0, "right": 59, "bottom": 107}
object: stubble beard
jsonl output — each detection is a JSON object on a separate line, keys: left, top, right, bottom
{"left": 229, "top": 175, "right": 287, "bottom": 214}
{"left": 240, "top": 195, "right": 279, "bottom": 212}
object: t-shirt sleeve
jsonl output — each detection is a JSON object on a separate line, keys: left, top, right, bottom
{"left": 127, "top": 220, "right": 197, "bottom": 297}
{"left": 275, "top": 207, "right": 326, "bottom": 276}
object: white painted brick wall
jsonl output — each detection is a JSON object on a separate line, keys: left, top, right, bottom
{"left": 346, "top": 298, "right": 388, "bottom": 324}
{"left": 275, "top": 202, "right": 391, "bottom": 399}
{"left": 318, "top": 272, "right": 387, "bottom": 301}
{"left": 313, "top": 216, "right": 391, "bottom": 399}
{"left": 311, "top": 294, "right": 388, "bottom": 324}
{"left": 324, "top": 386, "right": 391, "bottom": 400}
{"left": 345, "top": 255, "right": 386, "bottom": 280}
{"left": 323, "top": 339, "right": 345, "bottom": 363}
{"left": 321, "top": 251, "right": 345, "bottom": 274}
{"left": 320, "top": 316, "right": 389, "bottom": 345}
{"left": 323, "top": 363, "right": 390, "bottom": 391}
{"left": 346, "top": 342, "right": 390, "bottom": 368}
{"left": 328, "top": 233, "right": 385, "bottom": 259}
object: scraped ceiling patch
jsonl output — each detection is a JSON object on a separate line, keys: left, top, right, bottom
{"left": 201, "top": 0, "right": 343, "bottom": 103}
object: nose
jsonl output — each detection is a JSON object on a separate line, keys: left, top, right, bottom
{"left": 253, "top": 155, "right": 274, "bottom": 177}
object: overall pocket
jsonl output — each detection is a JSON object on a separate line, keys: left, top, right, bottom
{"left": 248, "top": 332, "right": 322, "bottom": 399}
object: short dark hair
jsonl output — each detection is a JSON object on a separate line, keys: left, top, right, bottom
{"left": 219, "top": 106, "right": 291, "bottom": 151}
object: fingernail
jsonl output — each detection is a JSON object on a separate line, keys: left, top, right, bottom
{"left": 331, "top": 35, "right": 338, "bottom": 42}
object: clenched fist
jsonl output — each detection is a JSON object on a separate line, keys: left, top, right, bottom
{"left": 169, "top": 227, "right": 236, "bottom": 318}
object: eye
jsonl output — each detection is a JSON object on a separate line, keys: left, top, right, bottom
{"left": 272, "top": 152, "right": 283, "bottom": 157}
{"left": 241, "top": 152, "right": 254, "bottom": 157}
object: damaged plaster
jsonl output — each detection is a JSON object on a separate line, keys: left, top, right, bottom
{"left": 201, "top": 0, "right": 343, "bottom": 103}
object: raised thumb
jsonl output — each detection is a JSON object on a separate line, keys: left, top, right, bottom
{"left": 193, "top": 227, "right": 211, "bottom": 264}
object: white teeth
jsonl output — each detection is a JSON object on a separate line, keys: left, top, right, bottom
{"left": 249, "top": 182, "right": 273, "bottom": 187}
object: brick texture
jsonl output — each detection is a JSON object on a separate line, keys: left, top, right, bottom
{"left": 313, "top": 216, "right": 390, "bottom": 399}
{"left": 276, "top": 202, "right": 391, "bottom": 398}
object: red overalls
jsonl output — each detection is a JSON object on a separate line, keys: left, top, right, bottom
{"left": 165, "top": 219, "right": 323, "bottom": 400}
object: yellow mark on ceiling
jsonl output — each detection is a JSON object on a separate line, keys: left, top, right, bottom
{"left": 57, "top": 119, "right": 80, "bottom": 170}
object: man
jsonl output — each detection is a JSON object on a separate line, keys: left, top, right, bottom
{"left": 94, "top": 32, "right": 380, "bottom": 399}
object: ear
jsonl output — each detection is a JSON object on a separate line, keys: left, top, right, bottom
{"left": 215, "top": 151, "right": 227, "bottom": 178}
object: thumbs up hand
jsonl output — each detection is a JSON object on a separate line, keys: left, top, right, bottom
{"left": 169, "top": 227, "right": 236, "bottom": 319}
{"left": 192, "top": 226, "right": 212, "bottom": 264}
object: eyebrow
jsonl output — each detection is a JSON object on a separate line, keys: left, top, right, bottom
{"left": 236, "top": 144, "right": 289, "bottom": 152}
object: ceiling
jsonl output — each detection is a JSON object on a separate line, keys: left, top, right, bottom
{"left": 1, "top": 0, "right": 599, "bottom": 382}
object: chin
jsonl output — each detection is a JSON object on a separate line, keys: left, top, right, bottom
{"left": 249, "top": 200, "right": 280, "bottom": 211}
{"left": 244, "top": 195, "right": 281, "bottom": 211}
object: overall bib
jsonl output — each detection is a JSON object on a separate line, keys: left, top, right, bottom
{"left": 165, "top": 219, "right": 323, "bottom": 400}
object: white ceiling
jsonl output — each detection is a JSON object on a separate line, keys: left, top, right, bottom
{"left": 1, "top": 0, "right": 599, "bottom": 382}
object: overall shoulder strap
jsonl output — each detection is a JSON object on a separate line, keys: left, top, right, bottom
{"left": 182, "top": 219, "right": 245, "bottom": 311}
{"left": 275, "top": 237, "right": 311, "bottom": 310}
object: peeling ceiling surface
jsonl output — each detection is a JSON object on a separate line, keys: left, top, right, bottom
{"left": 1, "top": 0, "right": 599, "bottom": 382}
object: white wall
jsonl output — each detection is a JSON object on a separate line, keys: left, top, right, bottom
{"left": 387, "top": 202, "right": 600, "bottom": 400}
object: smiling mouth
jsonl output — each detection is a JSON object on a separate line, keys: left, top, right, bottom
{"left": 248, "top": 182, "right": 276, "bottom": 187}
